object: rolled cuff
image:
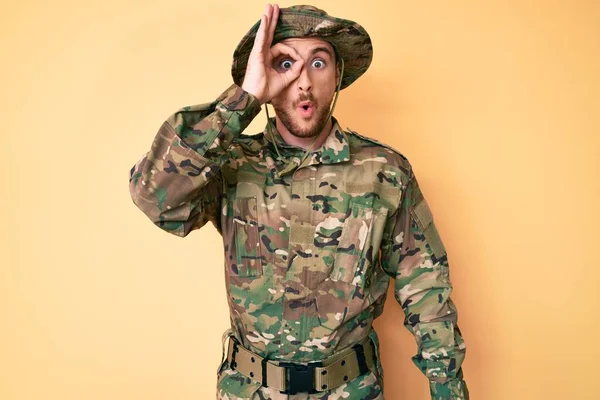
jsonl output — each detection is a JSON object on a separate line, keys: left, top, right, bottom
{"left": 429, "top": 378, "right": 469, "bottom": 400}
{"left": 216, "top": 83, "right": 262, "bottom": 114}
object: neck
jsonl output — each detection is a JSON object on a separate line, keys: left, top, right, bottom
{"left": 274, "top": 117, "right": 333, "bottom": 150}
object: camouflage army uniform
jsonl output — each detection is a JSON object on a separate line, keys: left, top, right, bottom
{"left": 129, "top": 84, "right": 469, "bottom": 399}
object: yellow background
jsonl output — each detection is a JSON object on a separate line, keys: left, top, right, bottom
{"left": 2, "top": 0, "right": 599, "bottom": 399}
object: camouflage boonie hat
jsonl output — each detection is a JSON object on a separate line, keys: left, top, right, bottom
{"left": 231, "top": 5, "right": 373, "bottom": 90}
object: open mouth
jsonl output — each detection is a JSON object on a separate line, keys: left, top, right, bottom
{"left": 298, "top": 101, "right": 314, "bottom": 118}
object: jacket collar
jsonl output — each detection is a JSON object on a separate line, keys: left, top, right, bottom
{"left": 262, "top": 116, "right": 351, "bottom": 168}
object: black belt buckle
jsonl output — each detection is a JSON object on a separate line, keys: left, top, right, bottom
{"left": 279, "top": 361, "right": 321, "bottom": 395}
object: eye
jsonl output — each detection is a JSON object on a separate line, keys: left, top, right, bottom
{"left": 311, "top": 59, "right": 325, "bottom": 69}
{"left": 279, "top": 59, "right": 294, "bottom": 70}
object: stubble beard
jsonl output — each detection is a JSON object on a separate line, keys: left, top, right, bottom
{"left": 274, "top": 99, "right": 332, "bottom": 139}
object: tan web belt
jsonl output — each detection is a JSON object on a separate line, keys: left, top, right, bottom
{"left": 219, "top": 329, "right": 377, "bottom": 395}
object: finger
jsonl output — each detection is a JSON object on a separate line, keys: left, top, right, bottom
{"left": 253, "top": 4, "right": 272, "bottom": 53}
{"left": 266, "top": 4, "right": 279, "bottom": 48}
{"left": 270, "top": 42, "right": 303, "bottom": 62}
{"left": 252, "top": 14, "right": 267, "bottom": 53}
{"left": 261, "top": 4, "right": 274, "bottom": 54}
{"left": 282, "top": 57, "right": 305, "bottom": 83}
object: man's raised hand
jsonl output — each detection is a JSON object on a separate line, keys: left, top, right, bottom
{"left": 241, "top": 4, "right": 304, "bottom": 104}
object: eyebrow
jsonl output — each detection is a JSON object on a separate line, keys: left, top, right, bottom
{"left": 309, "top": 46, "right": 334, "bottom": 59}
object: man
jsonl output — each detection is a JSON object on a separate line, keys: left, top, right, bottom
{"left": 129, "top": 4, "right": 469, "bottom": 399}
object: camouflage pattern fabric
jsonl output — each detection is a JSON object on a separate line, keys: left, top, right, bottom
{"left": 231, "top": 5, "right": 372, "bottom": 91}
{"left": 129, "top": 84, "right": 469, "bottom": 399}
{"left": 216, "top": 358, "right": 383, "bottom": 400}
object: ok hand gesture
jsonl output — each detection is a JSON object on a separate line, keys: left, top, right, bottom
{"left": 241, "top": 4, "right": 305, "bottom": 104}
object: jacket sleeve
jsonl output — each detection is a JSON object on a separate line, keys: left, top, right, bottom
{"left": 380, "top": 164, "right": 469, "bottom": 399}
{"left": 128, "top": 84, "right": 262, "bottom": 237}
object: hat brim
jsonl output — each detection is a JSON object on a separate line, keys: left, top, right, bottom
{"left": 231, "top": 8, "right": 373, "bottom": 91}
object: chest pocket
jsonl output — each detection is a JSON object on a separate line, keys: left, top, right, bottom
{"left": 231, "top": 196, "right": 263, "bottom": 277}
{"left": 331, "top": 198, "right": 388, "bottom": 287}
{"left": 226, "top": 170, "right": 267, "bottom": 278}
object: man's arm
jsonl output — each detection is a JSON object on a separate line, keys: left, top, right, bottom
{"left": 129, "top": 4, "right": 304, "bottom": 238}
{"left": 380, "top": 164, "right": 469, "bottom": 399}
{"left": 128, "top": 84, "right": 261, "bottom": 237}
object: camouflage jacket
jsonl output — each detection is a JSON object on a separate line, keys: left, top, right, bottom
{"left": 129, "top": 84, "right": 469, "bottom": 399}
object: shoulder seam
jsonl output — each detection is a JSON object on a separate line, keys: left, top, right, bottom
{"left": 346, "top": 128, "right": 409, "bottom": 162}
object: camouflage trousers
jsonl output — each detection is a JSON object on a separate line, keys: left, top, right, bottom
{"left": 216, "top": 331, "right": 386, "bottom": 400}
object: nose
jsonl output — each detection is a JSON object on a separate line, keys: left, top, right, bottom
{"left": 296, "top": 65, "right": 312, "bottom": 92}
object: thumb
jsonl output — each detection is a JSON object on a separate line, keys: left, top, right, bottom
{"left": 282, "top": 58, "right": 304, "bottom": 85}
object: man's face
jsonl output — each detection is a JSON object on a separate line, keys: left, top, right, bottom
{"left": 270, "top": 37, "right": 339, "bottom": 139}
